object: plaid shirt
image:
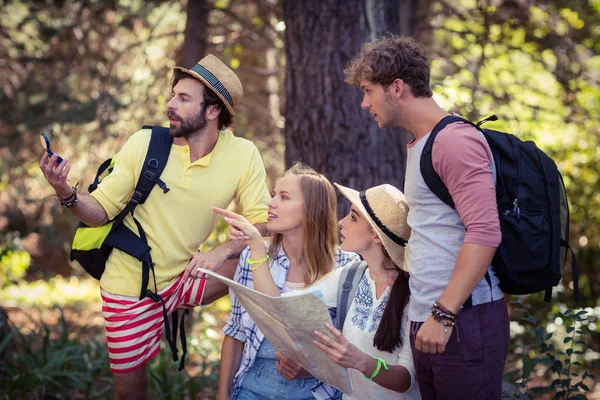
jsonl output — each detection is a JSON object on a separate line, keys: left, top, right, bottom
{"left": 223, "top": 244, "right": 359, "bottom": 400}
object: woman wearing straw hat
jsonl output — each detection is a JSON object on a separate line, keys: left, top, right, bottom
{"left": 214, "top": 162, "right": 358, "bottom": 400}
{"left": 217, "top": 183, "right": 420, "bottom": 400}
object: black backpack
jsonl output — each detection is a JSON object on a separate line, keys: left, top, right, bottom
{"left": 420, "top": 115, "right": 578, "bottom": 302}
{"left": 70, "top": 125, "right": 172, "bottom": 299}
{"left": 70, "top": 125, "right": 192, "bottom": 370}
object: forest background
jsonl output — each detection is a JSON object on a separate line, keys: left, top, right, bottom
{"left": 0, "top": 0, "right": 599, "bottom": 398}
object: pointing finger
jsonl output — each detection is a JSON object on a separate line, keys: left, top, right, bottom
{"left": 212, "top": 207, "right": 245, "bottom": 221}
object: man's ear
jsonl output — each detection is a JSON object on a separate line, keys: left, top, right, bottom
{"left": 389, "top": 79, "right": 404, "bottom": 99}
{"left": 206, "top": 104, "right": 221, "bottom": 121}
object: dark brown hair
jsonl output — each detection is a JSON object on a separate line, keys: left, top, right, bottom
{"left": 344, "top": 34, "right": 433, "bottom": 98}
{"left": 373, "top": 249, "right": 410, "bottom": 353}
{"left": 170, "top": 69, "right": 233, "bottom": 130}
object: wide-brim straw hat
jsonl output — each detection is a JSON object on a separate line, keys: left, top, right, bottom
{"left": 335, "top": 183, "right": 411, "bottom": 272}
{"left": 173, "top": 54, "right": 243, "bottom": 117}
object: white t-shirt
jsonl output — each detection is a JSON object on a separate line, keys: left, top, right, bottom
{"left": 286, "top": 265, "right": 421, "bottom": 400}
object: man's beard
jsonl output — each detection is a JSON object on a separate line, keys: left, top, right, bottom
{"left": 168, "top": 105, "right": 208, "bottom": 139}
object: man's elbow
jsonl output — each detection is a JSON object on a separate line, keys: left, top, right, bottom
{"left": 463, "top": 228, "right": 501, "bottom": 249}
{"left": 77, "top": 196, "right": 109, "bottom": 227}
{"left": 85, "top": 215, "right": 109, "bottom": 227}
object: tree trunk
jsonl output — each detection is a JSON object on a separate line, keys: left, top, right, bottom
{"left": 178, "top": 0, "right": 209, "bottom": 67}
{"left": 283, "top": 0, "right": 422, "bottom": 215}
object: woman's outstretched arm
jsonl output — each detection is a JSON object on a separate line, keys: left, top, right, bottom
{"left": 213, "top": 207, "right": 281, "bottom": 296}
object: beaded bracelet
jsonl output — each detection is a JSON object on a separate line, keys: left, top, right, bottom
{"left": 434, "top": 301, "right": 455, "bottom": 316}
{"left": 58, "top": 185, "right": 79, "bottom": 209}
{"left": 247, "top": 255, "right": 270, "bottom": 271}
{"left": 431, "top": 300, "right": 459, "bottom": 335}
{"left": 432, "top": 314, "right": 455, "bottom": 328}
{"left": 431, "top": 301, "right": 456, "bottom": 322}
{"left": 431, "top": 307, "right": 455, "bottom": 323}
{"left": 366, "top": 357, "right": 389, "bottom": 380}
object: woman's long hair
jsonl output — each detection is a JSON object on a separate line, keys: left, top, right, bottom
{"left": 373, "top": 249, "right": 410, "bottom": 353}
{"left": 268, "top": 162, "right": 338, "bottom": 285}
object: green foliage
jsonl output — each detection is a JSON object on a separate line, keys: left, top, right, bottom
{"left": 0, "top": 304, "right": 226, "bottom": 399}
{"left": 147, "top": 315, "right": 220, "bottom": 399}
{"left": 0, "top": 276, "right": 100, "bottom": 306}
{"left": 505, "top": 298, "right": 597, "bottom": 399}
{"left": 0, "top": 234, "right": 30, "bottom": 289}
{"left": 0, "top": 306, "right": 112, "bottom": 399}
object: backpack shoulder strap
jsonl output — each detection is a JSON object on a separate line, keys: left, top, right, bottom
{"left": 335, "top": 260, "right": 368, "bottom": 331}
{"left": 421, "top": 115, "right": 498, "bottom": 209}
{"left": 88, "top": 158, "right": 113, "bottom": 193}
{"left": 419, "top": 115, "right": 469, "bottom": 209}
{"left": 113, "top": 126, "right": 173, "bottom": 223}
{"left": 135, "top": 125, "right": 173, "bottom": 205}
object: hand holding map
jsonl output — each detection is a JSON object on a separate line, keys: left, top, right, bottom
{"left": 198, "top": 268, "right": 353, "bottom": 394}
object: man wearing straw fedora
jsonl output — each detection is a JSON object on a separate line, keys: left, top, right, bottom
{"left": 39, "top": 54, "right": 270, "bottom": 399}
{"left": 343, "top": 36, "right": 509, "bottom": 399}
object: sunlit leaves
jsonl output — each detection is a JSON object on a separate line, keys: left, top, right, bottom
{"left": 530, "top": 6, "right": 551, "bottom": 24}
{"left": 215, "top": 0, "right": 231, "bottom": 9}
{"left": 0, "top": 249, "right": 30, "bottom": 289}
{"left": 560, "top": 8, "right": 585, "bottom": 29}
{"left": 251, "top": 16, "right": 265, "bottom": 28}
{"left": 0, "top": 2, "right": 29, "bottom": 29}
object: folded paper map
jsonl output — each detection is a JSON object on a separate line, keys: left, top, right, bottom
{"left": 198, "top": 268, "right": 353, "bottom": 394}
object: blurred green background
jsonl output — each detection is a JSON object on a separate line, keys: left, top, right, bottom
{"left": 0, "top": 0, "right": 598, "bottom": 398}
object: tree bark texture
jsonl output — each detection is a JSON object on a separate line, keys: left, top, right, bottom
{"left": 178, "top": 0, "right": 208, "bottom": 67}
{"left": 283, "top": 0, "right": 422, "bottom": 215}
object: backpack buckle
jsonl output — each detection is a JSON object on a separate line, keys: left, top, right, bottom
{"left": 145, "top": 289, "right": 161, "bottom": 302}
{"left": 131, "top": 190, "right": 143, "bottom": 204}
{"left": 144, "top": 170, "right": 156, "bottom": 180}
{"left": 156, "top": 178, "right": 170, "bottom": 194}
{"left": 147, "top": 158, "right": 159, "bottom": 169}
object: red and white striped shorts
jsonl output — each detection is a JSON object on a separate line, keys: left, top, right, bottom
{"left": 101, "top": 275, "right": 206, "bottom": 373}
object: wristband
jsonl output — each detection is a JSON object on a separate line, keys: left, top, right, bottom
{"left": 247, "top": 255, "right": 270, "bottom": 271}
{"left": 367, "top": 357, "right": 389, "bottom": 380}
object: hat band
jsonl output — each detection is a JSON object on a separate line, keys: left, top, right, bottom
{"left": 359, "top": 191, "right": 407, "bottom": 247}
{"left": 190, "top": 64, "right": 233, "bottom": 107}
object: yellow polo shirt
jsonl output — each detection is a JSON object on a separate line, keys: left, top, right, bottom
{"left": 91, "top": 128, "right": 270, "bottom": 296}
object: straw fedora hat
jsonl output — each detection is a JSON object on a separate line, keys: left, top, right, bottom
{"left": 173, "top": 54, "right": 243, "bottom": 117}
{"left": 335, "top": 183, "right": 410, "bottom": 272}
